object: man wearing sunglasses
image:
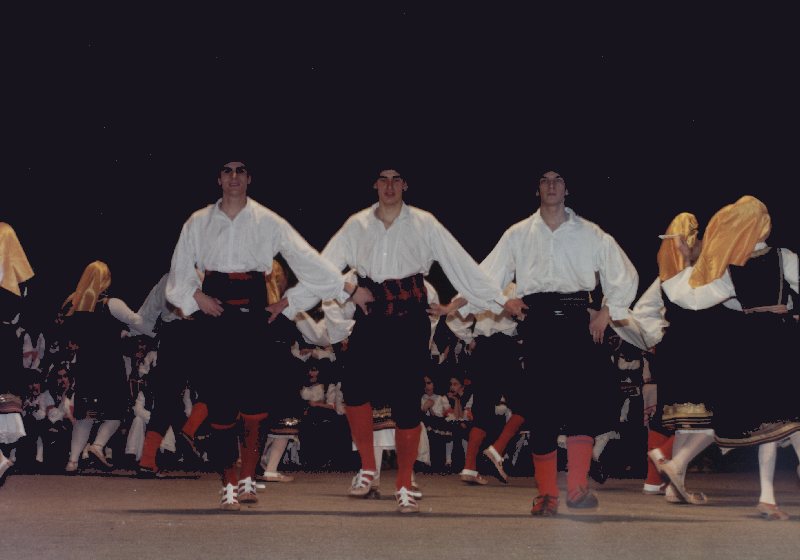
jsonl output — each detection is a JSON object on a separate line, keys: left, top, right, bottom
{"left": 166, "top": 159, "right": 350, "bottom": 511}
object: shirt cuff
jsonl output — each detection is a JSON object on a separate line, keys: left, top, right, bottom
{"left": 607, "top": 304, "right": 630, "bottom": 322}
{"left": 181, "top": 299, "right": 200, "bottom": 316}
{"left": 335, "top": 288, "right": 352, "bottom": 305}
{"left": 169, "top": 288, "right": 200, "bottom": 316}
{"left": 281, "top": 304, "right": 299, "bottom": 320}
{"left": 457, "top": 303, "right": 479, "bottom": 318}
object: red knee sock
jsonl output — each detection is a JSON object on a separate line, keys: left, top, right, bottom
{"left": 211, "top": 422, "right": 240, "bottom": 486}
{"left": 222, "top": 465, "right": 239, "bottom": 487}
{"left": 395, "top": 425, "right": 421, "bottom": 490}
{"left": 566, "top": 435, "right": 593, "bottom": 500}
{"left": 182, "top": 402, "right": 208, "bottom": 439}
{"left": 240, "top": 413, "right": 268, "bottom": 481}
{"left": 646, "top": 431, "right": 674, "bottom": 485}
{"left": 464, "top": 427, "right": 486, "bottom": 471}
{"left": 492, "top": 414, "right": 525, "bottom": 456}
{"left": 345, "top": 403, "right": 376, "bottom": 472}
{"left": 139, "top": 431, "right": 164, "bottom": 470}
{"left": 533, "top": 451, "right": 559, "bottom": 498}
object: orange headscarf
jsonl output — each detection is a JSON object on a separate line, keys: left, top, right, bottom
{"left": 689, "top": 195, "right": 771, "bottom": 288}
{"left": 657, "top": 212, "right": 699, "bottom": 281}
{"left": 266, "top": 260, "right": 288, "bottom": 305}
{"left": 64, "top": 261, "right": 112, "bottom": 315}
{"left": 0, "top": 222, "right": 35, "bottom": 296}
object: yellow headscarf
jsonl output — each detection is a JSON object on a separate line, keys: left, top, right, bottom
{"left": 657, "top": 212, "right": 699, "bottom": 281}
{"left": 689, "top": 195, "right": 771, "bottom": 288}
{"left": 0, "top": 222, "right": 35, "bottom": 296}
{"left": 64, "top": 261, "right": 112, "bottom": 315}
{"left": 266, "top": 260, "right": 287, "bottom": 305}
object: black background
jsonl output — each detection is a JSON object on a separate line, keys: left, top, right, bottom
{"left": 4, "top": 5, "right": 796, "bottom": 323}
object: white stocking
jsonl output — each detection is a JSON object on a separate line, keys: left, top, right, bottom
{"left": 264, "top": 437, "right": 290, "bottom": 474}
{"left": 93, "top": 420, "right": 121, "bottom": 448}
{"left": 373, "top": 446, "right": 386, "bottom": 481}
{"left": 70, "top": 419, "right": 93, "bottom": 462}
{"left": 758, "top": 442, "right": 778, "bottom": 505}
{"left": 786, "top": 431, "right": 800, "bottom": 461}
{"left": 593, "top": 431, "right": 620, "bottom": 460}
{"left": 670, "top": 429, "right": 714, "bottom": 486}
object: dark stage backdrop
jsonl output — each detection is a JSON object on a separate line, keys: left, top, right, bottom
{"left": 4, "top": 5, "right": 796, "bottom": 326}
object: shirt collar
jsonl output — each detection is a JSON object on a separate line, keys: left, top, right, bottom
{"left": 531, "top": 206, "right": 577, "bottom": 228}
{"left": 370, "top": 202, "right": 410, "bottom": 223}
{"left": 212, "top": 197, "right": 253, "bottom": 220}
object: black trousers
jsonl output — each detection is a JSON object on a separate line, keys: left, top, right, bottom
{"left": 342, "top": 308, "right": 431, "bottom": 430}
{"left": 199, "top": 271, "right": 290, "bottom": 425}
{"left": 145, "top": 319, "right": 199, "bottom": 437}
{"left": 467, "top": 332, "right": 522, "bottom": 438}
{"left": 515, "top": 294, "right": 618, "bottom": 456}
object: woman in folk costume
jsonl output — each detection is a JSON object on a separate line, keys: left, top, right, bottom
{"left": 621, "top": 211, "right": 717, "bottom": 504}
{"left": 634, "top": 198, "right": 800, "bottom": 517}
{"left": 259, "top": 260, "right": 304, "bottom": 484}
{"left": 0, "top": 223, "right": 35, "bottom": 481}
{"left": 682, "top": 196, "right": 799, "bottom": 519}
{"left": 618, "top": 212, "right": 707, "bottom": 500}
{"left": 59, "top": 260, "right": 146, "bottom": 472}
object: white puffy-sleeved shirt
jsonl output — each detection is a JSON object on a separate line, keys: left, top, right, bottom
{"left": 614, "top": 277, "right": 666, "bottom": 351}
{"left": 448, "top": 283, "right": 518, "bottom": 344}
{"left": 24, "top": 390, "right": 54, "bottom": 421}
{"left": 294, "top": 311, "right": 332, "bottom": 347}
{"left": 132, "top": 274, "right": 180, "bottom": 338}
{"left": 166, "top": 197, "right": 345, "bottom": 316}
{"left": 321, "top": 299, "right": 355, "bottom": 346}
{"left": 421, "top": 393, "right": 449, "bottom": 417}
{"left": 622, "top": 271, "right": 742, "bottom": 352}
{"left": 107, "top": 298, "right": 148, "bottom": 334}
{"left": 300, "top": 383, "right": 326, "bottom": 403}
{"left": 622, "top": 244, "right": 798, "bottom": 350}
{"left": 470, "top": 207, "right": 638, "bottom": 320}
{"left": 47, "top": 393, "right": 73, "bottom": 424}
{"left": 663, "top": 244, "right": 798, "bottom": 312}
{"left": 282, "top": 203, "right": 507, "bottom": 319}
